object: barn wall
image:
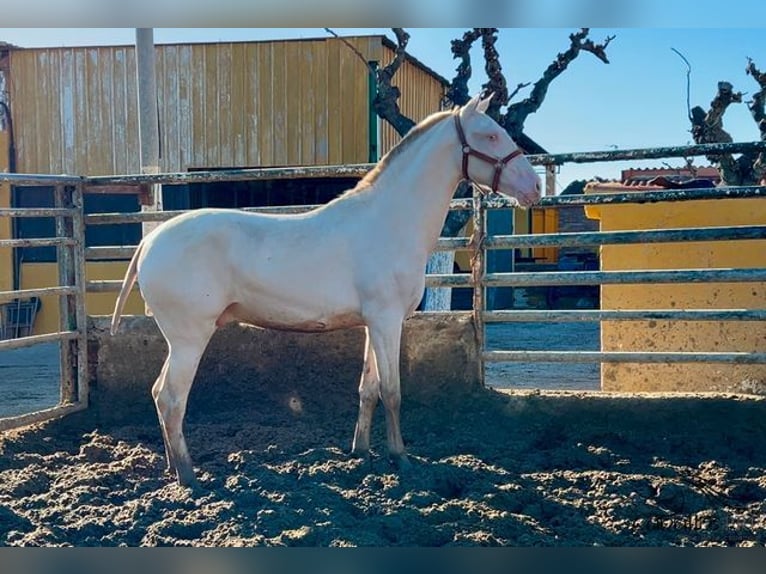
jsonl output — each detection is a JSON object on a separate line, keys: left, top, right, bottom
{"left": 9, "top": 36, "right": 444, "bottom": 175}
{"left": 378, "top": 45, "right": 448, "bottom": 156}
{"left": 87, "top": 313, "right": 481, "bottom": 422}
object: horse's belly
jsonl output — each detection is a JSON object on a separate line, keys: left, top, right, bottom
{"left": 217, "top": 302, "right": 363, "bottom": 333}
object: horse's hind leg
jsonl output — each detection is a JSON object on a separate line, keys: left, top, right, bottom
{"left": 151, "top": 357, "right": 173, "bottom": 471}
{"left": 352, "top": 328, "right": 380, "bottom": 456}
{"left": 153, "top": 326, "right": 215, "bottom": 487}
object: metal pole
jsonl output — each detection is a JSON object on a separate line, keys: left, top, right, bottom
{"left": 470, "top": 187, "right": 487, "bottom": 386}
{"left": 545, "top": 164, "right": 556, "bottom": 196}
{"left": 54, "top": 185, "right": 76, "bottom": 404}
{"left": 135, "top": 28, "right": 162, "bottom": 236}
{"left": 72, "top": 184, "right": 88, "bottom": 406}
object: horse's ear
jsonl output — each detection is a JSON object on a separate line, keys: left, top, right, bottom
{"left": 464, "top": 94, "right": 482, "bottom": 114}
{"left": 477, "top": 92, "right": 494, "bottom": 113}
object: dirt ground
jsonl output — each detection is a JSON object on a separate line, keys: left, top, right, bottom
{"left": 1, "top": 385, "right": 765, "bottom": 547}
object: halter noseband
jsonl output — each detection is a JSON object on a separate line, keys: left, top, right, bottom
{"left": 453, "top": 111, "right": 524, "bottom": 193}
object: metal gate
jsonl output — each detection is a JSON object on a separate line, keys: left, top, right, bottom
{"left": 0, "top": 174, "right": 88, "bottom": 431}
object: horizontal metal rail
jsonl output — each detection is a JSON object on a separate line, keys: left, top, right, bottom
{"left": 84, "top": 164, "right": 373, "bottom": 187}
{"left": 0, "top": 330, "right": 79, "bottom": 351}
{"left": 0, "top": 237, "right": 77, "bottom": 248}
{"left": 2, "top": 141, "right": 760, "bottom": 190}
{"left": 484, "top": 350, "right": 766, "bottom": 364}
{"left": 0, "top": 286, "right": 78, "bottom": 304}
{"left": 85, "top": 246, "right": 135, "bottom": 260}
{"left": 487, "top": 225, "right": 766, "bottom": 249}
{"left": 0, "top": 173, "right": 83, "bottom": 185}
{"left": 85, "top": 204, "right": 317, "bottom": 225}
{"left": 541, "top": 186, "right": 765, "bottom": 206}
{"left": 484, "top": 309, "right": 766, "bottom": 322}
{"left": 426, "top": 268, "right": 766, "bottom": 288}
{"left": 0, "top": 402, "right": 87, "bottom": 433}
{"left": 529, "top": 140, "right": 766, "bottom": 166}
{"left": 0, "top": 207, "right": 78, "bottom": 218}
{"left": 82, "top": 188, "right": 766, "bottom": 227}
{"left": 84, "top": 225, "right": 765, "bottom": 257}
{"left": 450, "top": 186, "right": 765, "bottom": 211}
{"left": 485, "top": 268, "right": 766, "bottom": 287}
{"left": 86, "top": 280, "right": 131, "bottom": 293}
{"left": 424, "top": 274, "right": 472, "bottom": 288}
{"left": 70, "top": 141, "right": 766, "bottom": 187}
{"left": 100, "top": 275, "right": 461, "bottom": 292}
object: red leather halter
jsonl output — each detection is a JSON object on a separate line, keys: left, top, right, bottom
{"left": 453, "top": 111, "right": 524, "bottom": 193}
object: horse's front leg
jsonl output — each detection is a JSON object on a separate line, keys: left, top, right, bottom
{"left": 352, "top": 327, "right": 379, "bottom": 457}
{"left": 366, "top": 316, "right": 409, "bottom": 468}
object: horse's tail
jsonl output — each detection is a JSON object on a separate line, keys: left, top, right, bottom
{"left": 110, "top": 241, "right": 144, "bottom": 335}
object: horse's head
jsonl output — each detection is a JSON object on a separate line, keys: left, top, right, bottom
{"left": 456, "top": 94, "right": 541, "bottom": 208}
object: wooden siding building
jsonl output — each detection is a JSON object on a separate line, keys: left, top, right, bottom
{"left": 0, "top": 35, "right": 449, "bottom": 336}
{"left": 4, "top": 35, "right": 447, "bottom": 175}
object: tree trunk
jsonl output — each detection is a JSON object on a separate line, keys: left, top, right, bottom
{"left": 422, "top": 251, "right": 455, "bottom": 310}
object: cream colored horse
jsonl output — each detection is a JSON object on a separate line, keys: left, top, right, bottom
{"left": 111, "top": 94, "right": 541, "bottom": 487}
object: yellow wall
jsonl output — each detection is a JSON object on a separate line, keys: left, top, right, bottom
{"left": 530, "top": 207, "right": 559, "bottom": 262}
{"left": 21, "top": 261, "right": 144, "bottom": 335}
{"left": 586, "top": 185, "right": 766, "bottom": 393}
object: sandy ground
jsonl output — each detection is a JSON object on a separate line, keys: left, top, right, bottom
{"left": 1, "top": 386, "right": 765, "bottom": 547}
{"left": 2, "top": 324, "right": 765, "bottom": 547}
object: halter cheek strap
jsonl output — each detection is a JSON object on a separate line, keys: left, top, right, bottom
{"left": 454, "top": 112, "right": 524, "bottom": 193}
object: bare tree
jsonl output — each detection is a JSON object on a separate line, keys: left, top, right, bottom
{"left": 333, "top": 28, "right": 614, "bottom": 309}
{"left": 689, "top": 58, "right": 766, "bottom": 185}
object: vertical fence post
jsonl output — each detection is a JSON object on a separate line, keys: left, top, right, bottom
{"left": 545, "top": 163, "right": 556, "bottom": 197}
{"left": 54, "top": 185, "right": 76, "bottom": 404}
{"left": 471, "top": 185, "right": 487, "bottom": 385}
{"left": 72, "top": 184, "right": 89, "bottom": 406}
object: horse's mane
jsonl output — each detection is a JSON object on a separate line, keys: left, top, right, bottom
{"left": 343, "top": 109, "right": 454, "bottom": 196}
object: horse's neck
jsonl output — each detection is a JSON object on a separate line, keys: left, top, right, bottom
{"left": 367, "top": 122, "right": 461, "bottom": 256}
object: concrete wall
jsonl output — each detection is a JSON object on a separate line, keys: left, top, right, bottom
{"left": 585, "top": 183, "right": 766, "bottom": 393}
{"left": 87, "top": 313, "right": 481, "bottom": 422}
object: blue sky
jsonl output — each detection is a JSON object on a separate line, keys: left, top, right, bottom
{"left": 1, "top": 27, "right": 764, "bottom": 189}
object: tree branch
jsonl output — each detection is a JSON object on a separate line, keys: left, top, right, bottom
{"left": 671, "top": 47, "right": 693, "bottom": 122}
{"left": 445, "top": 28, "right": 482, "bottom": 108}
{"left": 502, "top": 28, "right": 614, "bottom": 142}
{"left": 478, "top": 28, "right": 507, "bottom": 119}
{"left": 745, "top": 58, "right": 766, "bottom": 180}
{"left": 370, "top": 28, "right": 416, "bottom": 137}
{"left": 508, "top": 81, "right": 531, "bottom": 101}
{"left": 690, "top": 81, "right": 743, "bottom": 183}
{"left": 746, "top": 58, "right": 766, "bottom": 137}
{"left": 323, "top": 28, "right": 376, "bottom": 76}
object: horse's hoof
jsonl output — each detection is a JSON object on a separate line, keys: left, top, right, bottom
{"left": 390, "top": 452, "right": 412, "bottom": 473}
{"left": 349, "top": 448, "right": 375, "bottom": 470}
{"left": 175, "top": 469, "right": 200, "bottom": 491}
